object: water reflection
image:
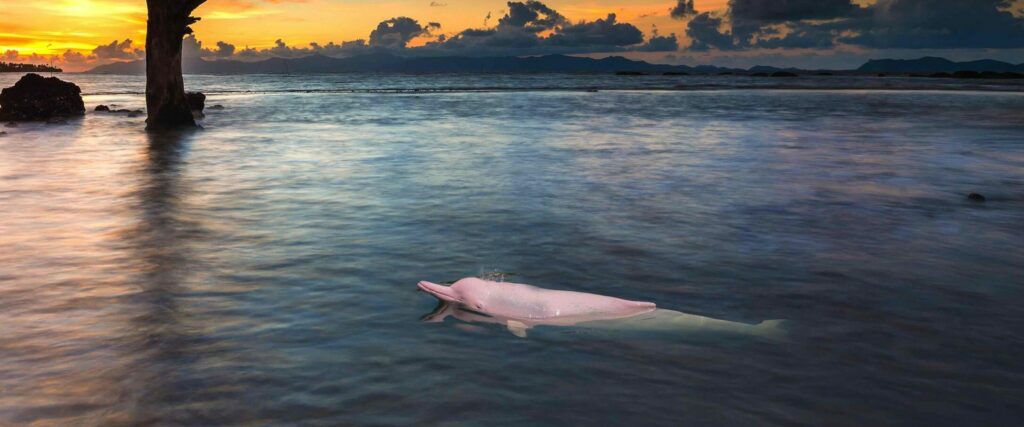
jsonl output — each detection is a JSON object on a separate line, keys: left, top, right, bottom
{"left": 120, "top": 131, "right": 200, "bottom": 425}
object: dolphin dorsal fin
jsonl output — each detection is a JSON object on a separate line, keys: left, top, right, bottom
{"left": 506, "top": 320, "right": 528, "bottom": 338}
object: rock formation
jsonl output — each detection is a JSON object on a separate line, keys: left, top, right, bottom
{"left": 0, "top": 73, "right": 85, "bottom": 121}
{"left": 186, "top": 92, "right": 205, "bottom": 113}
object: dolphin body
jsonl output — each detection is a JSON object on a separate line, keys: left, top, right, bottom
{"left": 418, "top": 278, "right": 784, "bottom": 338}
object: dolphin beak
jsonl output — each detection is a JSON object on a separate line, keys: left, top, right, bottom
{"left": 418, "top": 281, "right": 461, "bottom": 303}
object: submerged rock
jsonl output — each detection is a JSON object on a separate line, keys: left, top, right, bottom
{"left": 967, "top": 193, "right": 987, "bottom": 202}
{"left": 186, "top": 92, "right": 205, "bottom": 112}
{"left": 0, "top": 73, "right": 85, "bottom": 121}
{"left": 209, "top": 104, "right": 225, "bottom": 110}
{"left": 95, "top": 105, "right": 110, "bottom": 112}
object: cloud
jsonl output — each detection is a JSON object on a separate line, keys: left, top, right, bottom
{"left": 223, "top": 38, "right": 371, "bottom": 60}
{"left": 670, "top": 0, "right": 697, "bottom": 19}
{"left": 92, "top": 38, "right": 142, "bottom": 60}
{"left": 215, "top": 41, "right": 236, "bottom": 57}
{"left": 638, "top": 34, "right": 680, "bottom": 52}
{"left": 61, "top": 50, "right": 89, "bottom": 63}
{"left": 498, "top": 0, "right": 567, "bottom": 32}
{"left": 729, "top": 0, "right": 857, "bottom": 22}
{"left": 685, "top": 0, "right": 1024, "bottom": 51}
{"left": 3, "top": 50, "right": 18, "bottom": 61}
{"left": 430, "top": 2, "right": 657, "bottom": 55}
{"left": 369, "top": 17, "right": 432, "bottom": 48}
{"left": 685, "top": 13, "right": 735, "bottom": 51}
{"left": 547, "top": 14, "right": 644, "bottom": 47}
{"left": 840, "top": 0, "right": 1024, "bottom": 49}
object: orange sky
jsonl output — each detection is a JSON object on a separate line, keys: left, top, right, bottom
{"left": 0, "top": 0, "right": 728, "bottom": 59}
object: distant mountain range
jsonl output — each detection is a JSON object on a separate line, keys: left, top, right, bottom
{"left": 85, "top": 54, "right": 1024, "bottom": 75}
{"left": 857, "top": 57, "right": 1024, "bottom": 73}
{"left": 87, "top": 53, "right": 733, "bottom": 75}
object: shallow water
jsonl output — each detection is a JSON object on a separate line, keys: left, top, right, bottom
{"left": 1, "top": 74, "right": 1023, "bottom": 426}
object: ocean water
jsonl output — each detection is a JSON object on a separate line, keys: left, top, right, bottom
{"left": 1, "top": 73, "right": 1023, "bottom": 426}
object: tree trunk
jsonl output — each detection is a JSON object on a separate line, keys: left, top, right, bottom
{"left": 145, "top": 0, "right": 205, "bottom": 131}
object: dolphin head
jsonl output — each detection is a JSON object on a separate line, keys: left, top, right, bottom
{"left": 418, "top": 278, "right": 489, "bottom": 311}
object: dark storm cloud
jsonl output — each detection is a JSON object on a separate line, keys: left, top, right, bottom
{"left": 547, "top": 14, "right": 644, "bottom": 47}
{"left": 637, "top": 34, "right": 680, "bottom": 52}
{"left": 369, "top": 17, "right": 432, "bottom": 48}
{"left": 840, "top": 0, "right": 1024, "bottom": 49}
{"left": 755, "top": 23, "right": 838, "bottom": 49}
{"left": 498, "top": 0, "right": 568, "bottom": 32}
{"left": 685, "top": 13, "right": 735, "bottom": 51}
{"left": 685, "top": 0, "right": 1024, "bottom": 51}
{"left": 429, "top": 2, "right": 662, "bottom": 55}
{"left": 729, "top": 0, "right": 857, "bottom": 22}
{"left": 670, "top": 0, "right": 697, "bottom": 19}
{"left": 434, "top": 27, "right": 541, "bottom": 50}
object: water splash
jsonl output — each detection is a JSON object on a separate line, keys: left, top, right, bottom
{"left": 478, "top": 269, "right": 519, "bottom": 283}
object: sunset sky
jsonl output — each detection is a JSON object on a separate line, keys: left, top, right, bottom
{"left": 2, "top": 0, "right": 1023, "bottom": 71}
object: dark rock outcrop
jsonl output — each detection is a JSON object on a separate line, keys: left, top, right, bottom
{"left": 185, "top": 92, "right": 205, "bottom": 112}
{"left": 209, "top": 104, "right": 224, "bottom": 110}
{"left": 0, "top": 74, "right": 85, "bottom": 121}
{"left": 96, "top": 105, "right": 144, "bottom": 115}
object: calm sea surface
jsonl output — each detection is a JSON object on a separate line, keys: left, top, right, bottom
{"left": 1, "top": 74, "right": 1023, "bottom": 426}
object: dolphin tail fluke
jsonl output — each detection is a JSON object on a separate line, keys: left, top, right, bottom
{"left": 755, "top": 319, "right": 788, "bottom": 339}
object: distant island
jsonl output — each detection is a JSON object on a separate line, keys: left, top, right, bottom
{"left": 1, "top": 62, "right": 62, "bottom": 73}
{"left": 86, "top": 54, "right": 1024, "bottom": 77}
{"left": 857, "top": 57, "right": 1024, "bottom": 73}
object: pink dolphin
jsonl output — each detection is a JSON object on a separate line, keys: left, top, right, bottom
{"left": 418, "top": 277, "right": 657, "bottom": 337}
{"left": 418, "top": 277, "right": 786, "bottom": 339}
